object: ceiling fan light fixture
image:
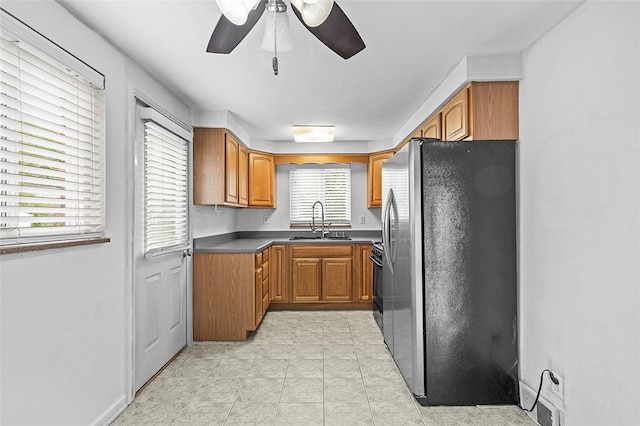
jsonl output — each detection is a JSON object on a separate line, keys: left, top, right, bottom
{"left": 261, "top": 6, "right": 294, "bottom": 52}
{"left": 215, "top": 0, "right": 261, "bottom": 26}
{"left": 292, "top": 125, "right": 335, "bottom": 143}
{"left": 291, "top": 0, "right": 334, "bottom": 27}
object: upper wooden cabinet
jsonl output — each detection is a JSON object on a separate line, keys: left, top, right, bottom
{"left": 193, "top": 128, "right": 275, "bottom": 208}
{"left": 225, "top": 132, "right": 242, "bottom": 204}
{"left": 442, "top": 89, "right": 470, "bottom": 141}
{"left": 367, "top": 150, "right": 394, "bottom": 208}
{"left": 193, "top": 128, "right": 248, "bottom": 207}
{"left": 238, "top": 145, "right": 249, "bottom": 206}
{"left": 441, "top": 82, "right": 519, "bottom": 141}
{"left": 248, "top": 151, "right": 276, "bottom": 208}
{"left": 421, "top": 112, "right": 442, "bottom": 140}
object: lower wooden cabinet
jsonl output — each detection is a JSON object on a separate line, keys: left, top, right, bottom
{"left": 355, "top": 244, "right": 373, "bottom": 302}
{"left": 286, "top": 244, "right": 371, "bottom": 308}
{"left": 193, "top": 249, "right": 269, "bottom": 341}
{"left": 269, "top": 245, "right": 288, "bottom": 303}
{"left": 194, "top": 243, "right": 374, "bottom": 339}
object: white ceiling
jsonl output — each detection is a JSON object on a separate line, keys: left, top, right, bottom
{"left": 60, "top": 0, "right": 583, "bottom": 144}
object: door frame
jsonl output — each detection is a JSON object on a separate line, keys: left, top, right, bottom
{"left": 124, "top": 85, "right": 194, "bottom": 403}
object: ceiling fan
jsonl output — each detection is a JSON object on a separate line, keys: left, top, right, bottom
{"left": 207, "top": 0, "right": 365, "bottom": 73}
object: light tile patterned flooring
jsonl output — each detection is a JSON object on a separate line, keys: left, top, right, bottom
{"left": 113, "top": 310, "right": 536, "bottom": 425}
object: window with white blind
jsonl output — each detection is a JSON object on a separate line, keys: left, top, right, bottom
{"left": 290, "top": 164, "right": 351, "bottom": 226}
{"left": 143, "top": 120, "right": 189, "bottom": 254}
{"left": 0, "top": 11, "right": 105, "bottom": 245}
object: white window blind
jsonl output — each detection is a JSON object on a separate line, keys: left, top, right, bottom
{"left": 143, "top": 120, "right": 189, "bottom": 254}
{"left": 0, "top": 16, "right": 105, "bottom": 245}
{"left": 290, "top": 164, "right": 351, "bottom": 225}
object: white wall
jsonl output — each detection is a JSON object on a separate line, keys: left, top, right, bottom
{"left": 519, "top": 2, "right": 639, "bottom": 425}
{"left": 0, "top": 2, "right": 192, "bottom": 425}
{"left": 236, "top": 163, "right": 381, "bottom": 231}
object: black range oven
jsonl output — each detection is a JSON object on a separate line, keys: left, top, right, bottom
{"left": 370, "top": 242, "right": 384, "bottom": 332}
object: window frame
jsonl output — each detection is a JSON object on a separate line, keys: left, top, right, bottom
{"left": 289, "top": 163, "right": 352, "bottom": 228}
{"left": 0, "top": 10, "right": 106, "bottom": 251}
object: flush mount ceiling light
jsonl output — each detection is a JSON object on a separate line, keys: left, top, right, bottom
{"left": 292, "top": 125, "right": 335, "bottom": 143}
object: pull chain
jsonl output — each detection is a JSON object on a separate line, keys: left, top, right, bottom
{"left": 272, "top": 4, "right": 278, "bottom": 75}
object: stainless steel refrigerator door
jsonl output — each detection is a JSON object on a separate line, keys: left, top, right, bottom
{"left": 381, "top": 177, "right": 396, "bottom": 355}
{"left": 383, "top": 140, "right": 425, "bottom": 398}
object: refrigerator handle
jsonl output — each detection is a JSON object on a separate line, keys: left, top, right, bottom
{"left": 390, "top": 193, "right": 399, "bottom": 266}
{"left": 382, "top": 189, "right": 395, "bottom": 273}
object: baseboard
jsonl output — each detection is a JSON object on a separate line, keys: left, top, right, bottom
{"left": 91, "top": 394, "right": 128, "bottom": 426}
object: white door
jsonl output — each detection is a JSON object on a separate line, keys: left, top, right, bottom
{"left": 133, "top": 104, "right": 191, "bottom": 391}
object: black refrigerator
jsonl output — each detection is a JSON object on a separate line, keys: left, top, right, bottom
{"left": 381, "top": 138, "right": 519, "bottom": 406}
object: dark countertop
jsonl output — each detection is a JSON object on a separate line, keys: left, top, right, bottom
{"left": 194, "top": 231, "right": 382, "bottom": 254}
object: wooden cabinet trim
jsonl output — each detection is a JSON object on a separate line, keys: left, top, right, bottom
{"left": 274, "top": 153, "right": 368, "bottom": 165}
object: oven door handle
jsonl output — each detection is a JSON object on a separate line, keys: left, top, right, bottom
{"left": 369, "top": 255, "right": 383, "bottom": 267}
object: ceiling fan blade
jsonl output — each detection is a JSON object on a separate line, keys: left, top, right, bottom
{"left": 291, "top": 1, "right": 365, "bottom": 59}
{"left": 207, "top": 0, "right": 267, "bottom": 54}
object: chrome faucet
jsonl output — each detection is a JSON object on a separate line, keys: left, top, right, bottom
{"left": 311, "top": 201, "right": 328, "bottom": 238}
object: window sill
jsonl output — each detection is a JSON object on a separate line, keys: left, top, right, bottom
{"left": 0, "top": 237, "right": 111, "bottom": 255}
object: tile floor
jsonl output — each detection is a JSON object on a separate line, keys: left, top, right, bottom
{"left": 112, "top": 310, "right": 536, "bottom": 425}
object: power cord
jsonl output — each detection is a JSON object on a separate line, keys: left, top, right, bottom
{"left": 523, "top": 369, "right": 560, "bottom": 412}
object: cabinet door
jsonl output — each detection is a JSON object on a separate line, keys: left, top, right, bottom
{"left": 367, "top": 151, "right": 394, "bottom": 208}
{"left": 292, "top": 258, "right": 321, "bottom": 302}
{"left": 355, "top": 245, "right": 372, "bottom": 301}
{"left": 193, "top": 128, "right": 226, "bottom": 205}
{"left": 322, "top": 257, "right": 352, "bottom": 302}
{"left": 248, "top": 152, "right": 275, "bottom": 207}
{"left": 421, "top": 113, "right": 442, "bottom": 139}
{"left": 254, "top": 266, "right": 263, "bottom": 328}
{"left": 238, "top": 145, "right": 248, "bottom": 206}
{"left": 442, "top": 88, "right": 470, "bottom": 141}
{"left": 225, "top": 133, "right": 240, "bottom": 204}
{"left": 270, "top": 245, "right": 288, "bottom": 303}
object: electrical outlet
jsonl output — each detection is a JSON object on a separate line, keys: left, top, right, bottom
{"left": 359, "top": 215, "right": 365, "bottom": 224}
{"left": 551, "top": 372, "right": 563, "bottom": 398}
{"left": 262, "top": 215, "right": 269, "bottom": 224}
{"left": 195, "top": 210, "right": 201, "bottom": 223}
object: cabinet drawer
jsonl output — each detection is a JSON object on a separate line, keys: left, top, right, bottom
{"left": 255, "top": 252, "right": 263, "bottom": 268}
{"left": 262, "top": 275, "right": 269, "bottom": 297}
{"left": 291, "top": 245, "right": 353, "bottom": 258}
{"left": 262, "top": 259, "right": 269, "bottom": 279}
{"left": 262, "top": 248, "right": 269, "bottom": 262}
{"left": 262, "top": 292, "right": 269, "bottom": 313}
